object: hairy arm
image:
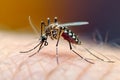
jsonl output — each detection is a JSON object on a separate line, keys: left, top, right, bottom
{"left": 0, "top": 32, "right": 120, "bottom": 80}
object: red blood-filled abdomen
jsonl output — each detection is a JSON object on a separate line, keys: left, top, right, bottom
{"left": 61, "top": 32, "right": 78, "bottom": 44}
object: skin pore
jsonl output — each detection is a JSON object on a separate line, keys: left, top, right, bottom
{"left": 0, "top": 31, "right": 120, "bottom": 80}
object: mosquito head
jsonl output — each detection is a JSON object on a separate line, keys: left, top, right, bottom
{"left": 40, "top": 34, "right": 47, "bottom": 41}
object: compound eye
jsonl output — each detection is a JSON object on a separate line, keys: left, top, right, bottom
{"left": 52, "top": 30, "right": 57, "bottom": 34}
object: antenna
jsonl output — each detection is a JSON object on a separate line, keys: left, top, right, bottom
{"left": 28, "top": 16, "right": 39, "bottom": 35}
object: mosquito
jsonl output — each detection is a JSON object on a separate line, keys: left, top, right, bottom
{"left": 20, "top": 16, "right": 114, "bottom": 64}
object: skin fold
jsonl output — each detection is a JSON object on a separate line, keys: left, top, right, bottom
{"left": 0, "top": 32, "right": 120, "bottom": 80}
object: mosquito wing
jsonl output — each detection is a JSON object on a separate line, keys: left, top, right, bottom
{"left": 59, "top": 22, "right": 89, "bottom": 27}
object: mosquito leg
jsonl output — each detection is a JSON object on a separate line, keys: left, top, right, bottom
{"left": 20, "top": 42, "right": 41, "bottom": 53}
{"left": 56, "top": 45, "right": 59, "bottom": 65}
{"left": 29, "top": 42, "right": 44, "bottom": 57}
{"left": 41, "top": 21, "right": 45, "bottom": 37}
{"left": 68, "top": 41, "right": 94, "bottom": 64}
{"left": 85, "top": 48, "right": 104, "bottom": 61}
{"left": 55, "top": 28, "right": 62, "bottom": 64}
{"left": 47, "top": 18, "right": 50, "bottom": 25}
{"left": 84, "top": 48, "right": 114, "bottom": 63}
{"left": 54, "top": 17, "right": 58, "bottom": 23}
{"left": 94, "top": 50, "right": 111, "bottom": 61}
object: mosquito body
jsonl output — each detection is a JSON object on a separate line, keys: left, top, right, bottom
{"left": 45, "top": 20, "right": 82, "bottom": 45}
{"left": 20, "top": 17, "right": 114, "bottom": 64}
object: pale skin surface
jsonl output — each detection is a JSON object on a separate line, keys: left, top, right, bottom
{"left": 0, "top": 31, "right": 120, "bottom": 80}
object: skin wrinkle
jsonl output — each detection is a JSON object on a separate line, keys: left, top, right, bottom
{"left": 76, "top": 63, "right": 93, "bottom": 80}
{"left": 38, "top": 53, "right": 80, "bottom": 80}
{"left": 11, "top": 58, "right": 28, "bottom": 80}
{"left": 100, "top": 64, "right": 114, "bottom": 80}
{"left": 63, "top": 64, "right": 77, "bottom": 80}
{"left": 25, "top": 60, "right": 43, "bottom": 80}
{"left": 61, "top": 55, "right": 77, "bottom": 64}
{"left": 38, "top": 54, "right": 79, "bottom": 80}
{"left": 27, "top": 56, "right": 47, "bottom": 77}
{"left": 62, "top": 62, "right": 90, "bottom": 80}
{"left": 42, "top": 54, "right": 79, "bottom": 80}
{"left": 38, "top": 59, "right": 47, "bottom": 75}
{"left": 6, "top": 64, "right": 13, "bottom": 80}
{"left": 66, "top": 59, "right": 83, "bottom": 68}
{"left": 45, "top": 65, "right": 62, "bottom": 80}
{"left": 10, "top": 58, "right": 17, "bottom": 69}
{"left": 0, "top": 58, "right": 14, "bottom": 80}
{"left": 0, "top": 67, "right": 5, "bottom": 80}
{"left": 26, "top": 63, "right": 33, "bottom": 80}
{"left": 27, "top": 55, "right": 60, "bottom": 79}
{"left": 10, "top": 58, "right": 17, "bottom": 80}
{"left": 0, "top": 32, "right": 120, "bottom": 80}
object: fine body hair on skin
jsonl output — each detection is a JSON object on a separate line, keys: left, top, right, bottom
{"left": 0, "top": 31, "right": 120, "bottom": 80}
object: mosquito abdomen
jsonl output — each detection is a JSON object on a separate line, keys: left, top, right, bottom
{"left": 61, "top": 28, "right": 81, "bottom": 45}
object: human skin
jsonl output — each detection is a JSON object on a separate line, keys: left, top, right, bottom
{"left": 0, "top": 32, "right": 120, "bottom": 80}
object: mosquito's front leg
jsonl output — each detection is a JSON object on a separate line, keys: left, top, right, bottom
{"left": 29, "top": 42, "right": 44, "bottom": 57}
{"left": 20, "top": 42, "right": 41, "bottom": 53}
